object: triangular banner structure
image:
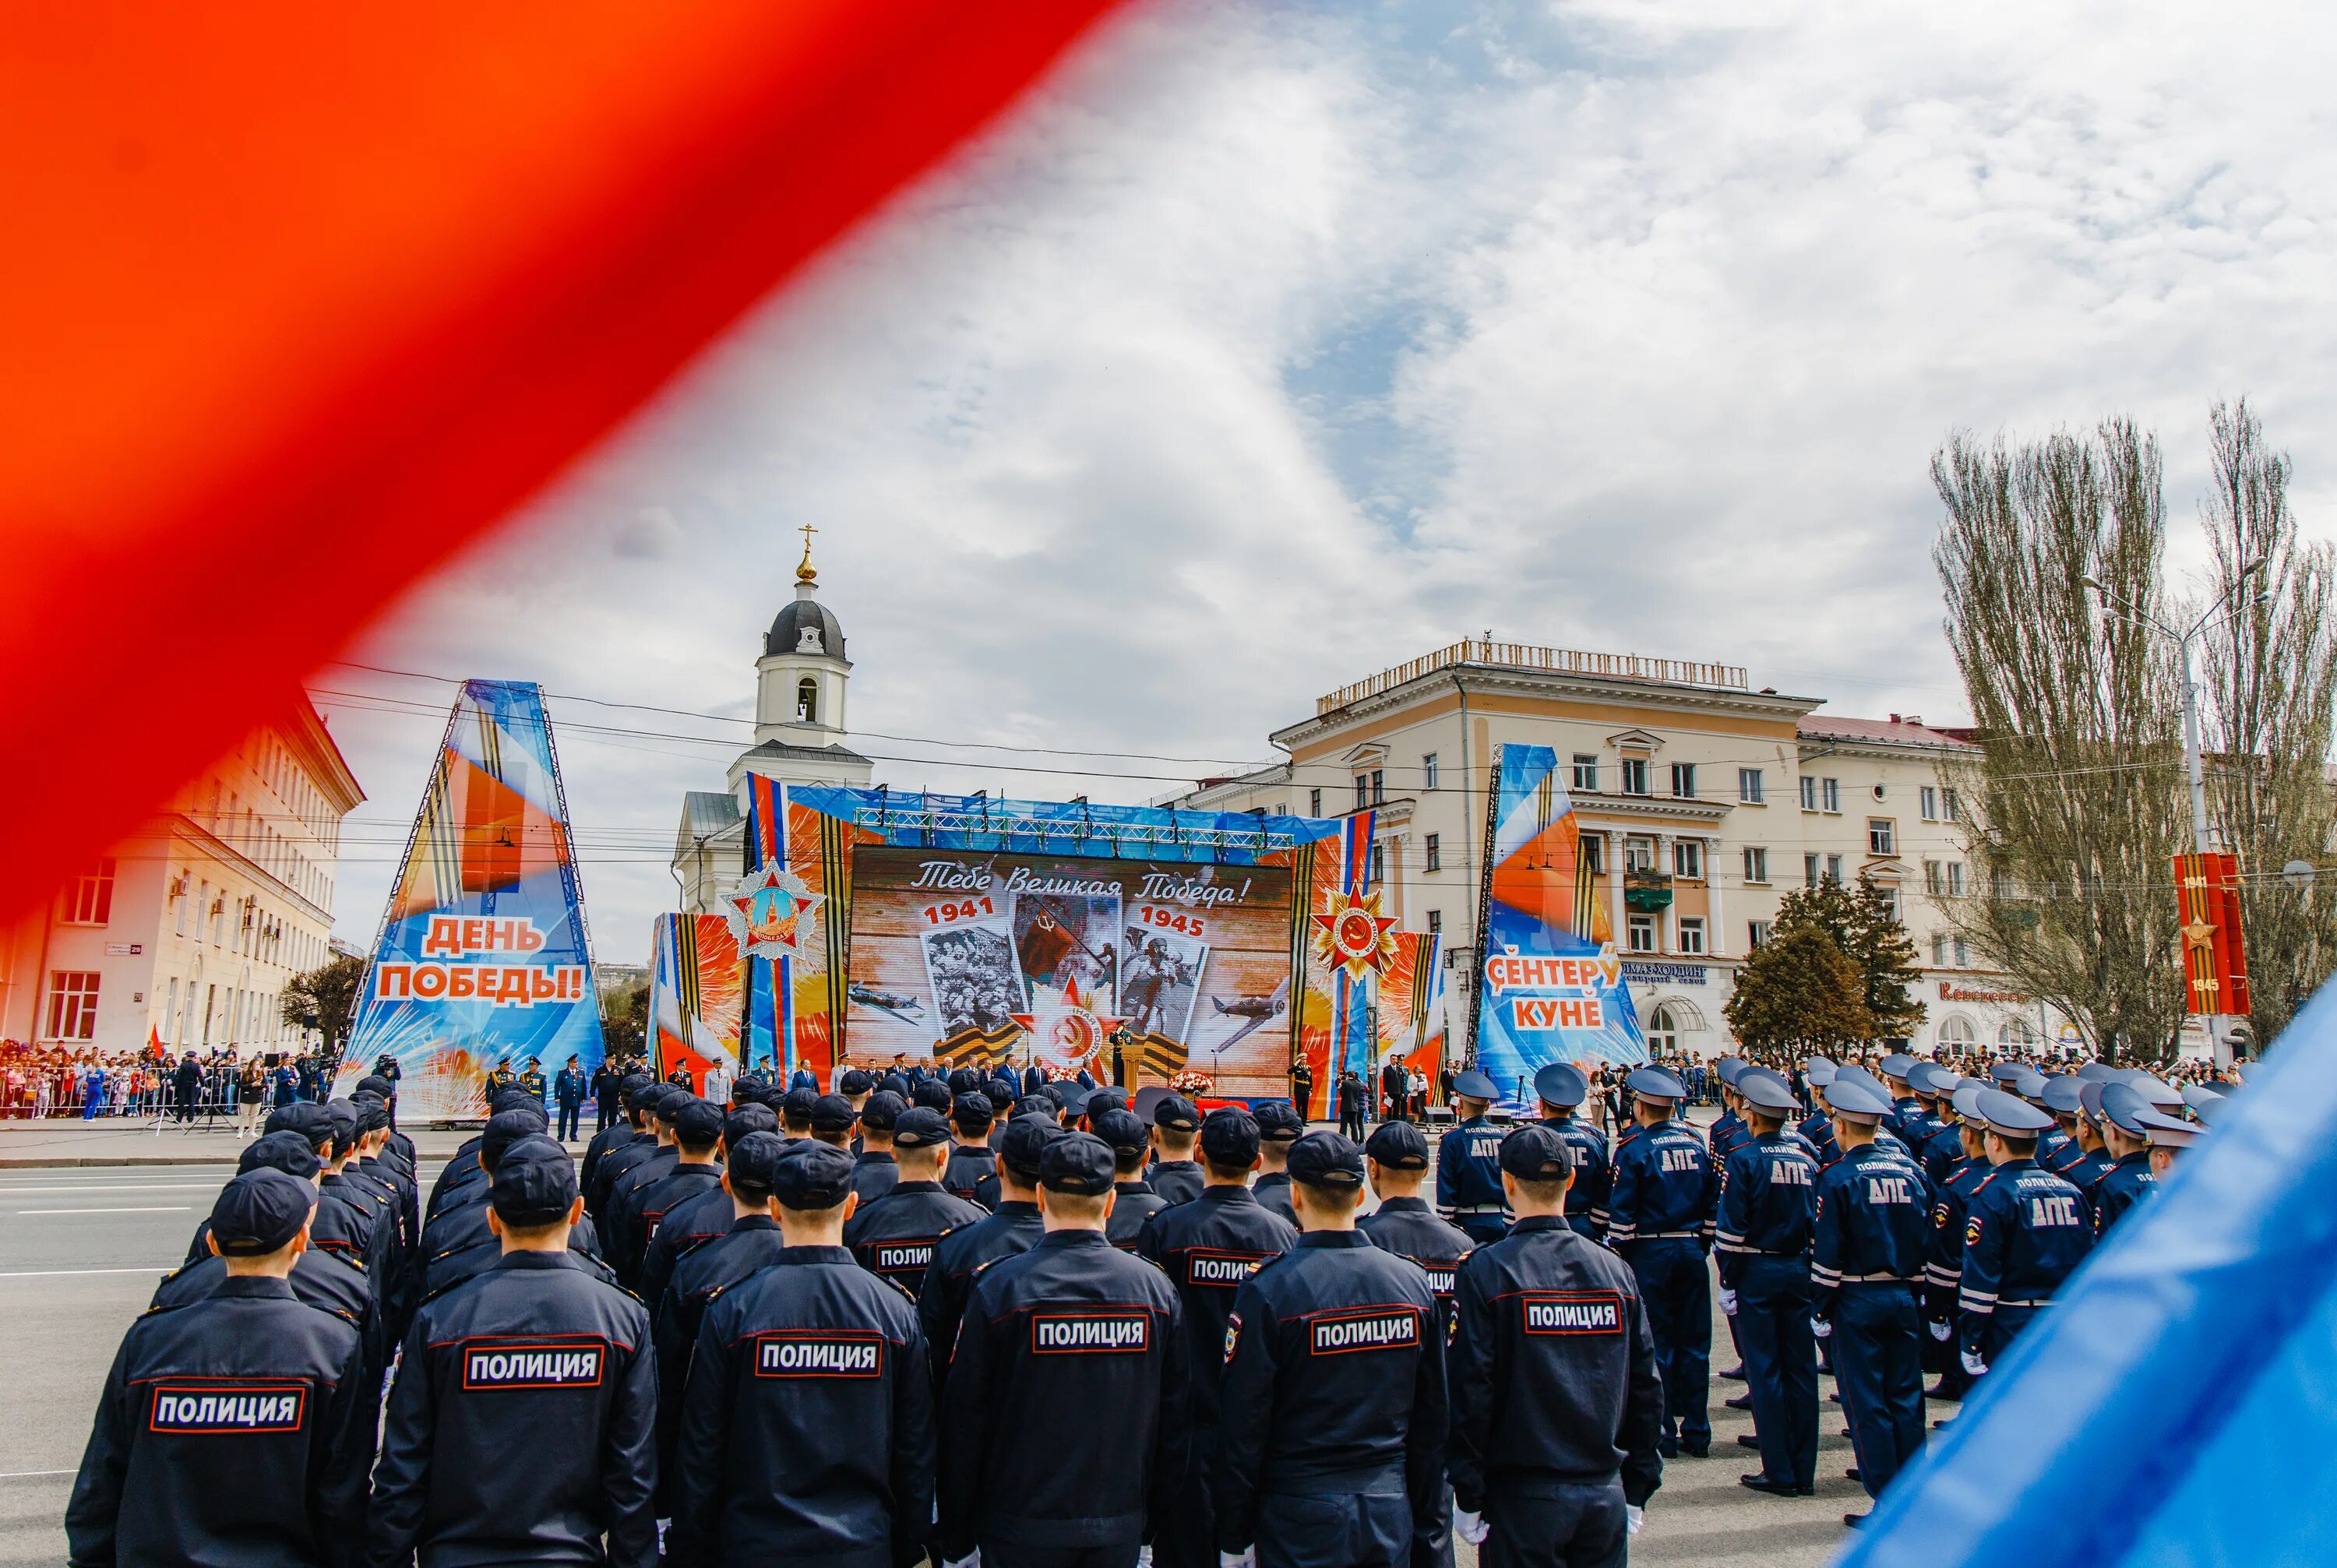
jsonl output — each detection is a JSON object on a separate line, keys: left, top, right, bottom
{"left": 650, "top": 913, "right": 742, "bottom": 1087}
{"left": 742, "top": 774, "right": 789, "bottom": 1081}
{"left": 333, "top": 681, "right": 603, "bottom": 1116}
{"left": 1471, "top": 743, "right": 1644, "bottom": 1095}
{"left": 1842, "top": 978, "right": 2337, "bottom": 1565}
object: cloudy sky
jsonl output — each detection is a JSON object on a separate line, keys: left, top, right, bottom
{"left": 320, "top": 0, "right": 2337, "bottom": 960}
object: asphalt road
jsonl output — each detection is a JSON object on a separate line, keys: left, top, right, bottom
{"left": 0, "top": 1139, "right": 1879, "bottom": 1567}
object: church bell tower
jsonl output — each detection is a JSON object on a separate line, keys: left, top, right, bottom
{"left": 754, "top": 524, "right": 851, "bottom": 748}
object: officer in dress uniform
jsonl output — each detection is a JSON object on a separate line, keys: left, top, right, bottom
{"left": 844, "top": 1108, "right": 985, "bottom": 1299}
{"left": 1531, "top": 1064, "right": 1609, "bottom": 1240}
{"left": 1253, "top": 1100, "right": 1306, "bottom": 1226}
{"left": 937, "top": 1133, "right": 1191, "bottom": 1568}
{"left": 636, "top": 1103, "right": 780, "bottom": 1320}
{"left": 518, "top": 1056, "right": 549, "bottom": 1113}
{"left": 1956, "top": 1089, "right": 2093, "bottom": 1385}
{"left": 1707, "top": 1061, "right": 1750, "bottom": 1168}
{"left": 483, "top": 1059, "right": 518, "bottom": 1101}
{"left": 2090, "top": 1082, "right": 2159, "bottom": 1236}
{"left": 2063, "top": 1083, "right": 2113, "bottom": 1201}
{"left": 1137, "top": 1109, "right": 1299, "bottom": 1568}
{"left": 1809, "top": 1076, "right": 1931, "bottom": 1527}
{"left": 1795, "top": 1061, "right": 1842, "bottom": 1168}
{"left": 1919, "top": 1084, "right": 1990, "bottom": 1402}
{"left": 943, "top": 1092, "right": 1001, "bottom": 1206}
{"left": 1715, "top": 1066, "right": 1821, "bottom": 1498}
{"left": 1435, "top": 1070, "right": 1509, "bottom": 1246}
{"left": 1447, "top": 1125, "right": 1663, "bottom": 1568}
{"left": 1216, "top": 1133, "right": 1447, "bottom": 1568}
{"left": 369, "top": 1138, "right": 658, "bottom": 1566}
{"left": 69, "top": 1170, "right": 375, "bottom": 1566}
{"left": 1877, "top": 1055, "right": 1923, "bottom": 1142}
{"left": 921, "top": 1119, "right": 1058, "bottom": 1398}
{"left": 1605, "top": 1064, "right": 1718, "bottom": 1460}
{"left": 667, "top": 1140, "right": 936, "bottom": 1568}
{"left": 1147, "top": 1094, "right": 1207, "bottom": 1207}
{"left": 1096, "top": 1108, "right": 1169, "bottom": 1248}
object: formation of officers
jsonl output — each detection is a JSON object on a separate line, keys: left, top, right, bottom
{"left": 62, "top": 1049, "right": 2215, "bottom": 1566}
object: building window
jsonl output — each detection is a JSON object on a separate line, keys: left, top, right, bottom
{"left": 1938, "top": 1014, "right": 1977, "bottom": 1046}
{"left": 1748, "top": 919, "right": 1772, "bottom": 950}
{"left": 1799, "top": 776, "right": 1817, "bottom": 810}
{"left": 1948, "top": 862, "right": 1965, "bottom": 897}
{"left": 1620, "top": 758, "right": 1651, "bottom": 796}
{"left": 1742, "top": 846, "right": 1769, "bottom": 884}
{"left": 1669, "top": 763, "right": 1697, "bottom": 798}
{"left": 1954, "top": 937, "right": 1970, "bottom": 967}
{"left": 1876, "top": 885, "right": 1902, "bottom": 921}
{"left": 1626, "top": 914, "right": 1657, "bottom": 953}
{"left": 1673, "top": 839, "right": 1703, "bottom": 879}
{"left": 1371, "top": 770, "right": 1385, "bottom": 805}
{"left": 1624, "top": 837, "right": 1657, "bottom": 873}
{"left": 1368, "top": 841, "right": 1385, "bottom": 886}
{"left": 1426, "top": 910, "right": 1442, "bottom": 936}
{"left": 1739, "top": 767, "right": 1764, "bottom": 805}
{"left": 1942, "top": 788, "right": 1961, "bottom": 823}
{"left": 1919, "top": 785, "right": 1938, "bottom": 821}
{"left": 795, "top": 678, "right": 818, "bottom": 724}
{"left": 1581, "top": 835, "right": 1604, "bottom": 874}
{"left": 1646, "top": 1003, "right": 1681, "bottom": 1053}
{"left": 1354, "top": 775, "right": 1369, "bottom": 811}
{"left": 1822, "top": 778, "right": 1842, "bottom": 813}
{"left": 1827, "top": 854, "right": 1844, "bottom": 883}
{"left": 1931, "top": 934, "right": 1948, "bottom": 966}
{"left": 1805, "top": 853, "right": 1821, "bottom": 886}
{"left": 1869, "top": 818, "right": 1895, "bottom": 855}
{"left": 1309, "top": 788, "right": 1323, "bottom": 816}
{"left": 48, "top": 971, "right": 100, "bottom": 1041}
{"left": 58, "top": 858, "right": 116, "bottom": 926}
{"left": 1677, "top": 917, "right": 1706, "bottom": 955}
{"left": 1424, "top": 833, "right": 1442, "bottom": 873}
{"left": 1572, "top": 754, "right": 1599, "bottom": 792}
{"left": 1422, "top": 753, "right": 1439, "bottom": 791}
{"left": 1924, "top": 860, "right": 1944, "bottom": 896}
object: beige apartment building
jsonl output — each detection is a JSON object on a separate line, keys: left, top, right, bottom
{"left": 1176, "top": 640, "right": 2070, "bottom": 1062}
{"left": 0, "top": 699, "right": 365, "bottom": 1059}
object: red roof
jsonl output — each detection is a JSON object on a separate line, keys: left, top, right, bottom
{"left": 1798, "top": 714, "right": 1978, "bottom": 750}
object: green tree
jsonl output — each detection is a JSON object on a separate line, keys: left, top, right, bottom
{"left": 281, "top": 953, "right": 367, "bottom": 1055}
{"left": 1774, "top": 879, "right": 1926, "bottom": 1041}
{"left": 601, "top": 978, "right": 650, "bottom": 1062}
{"left": 1723, "top": 926, "right": 1874, "bottom": 1057}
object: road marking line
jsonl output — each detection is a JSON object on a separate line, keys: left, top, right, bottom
{"left": 0, "top": 1267, "right": 173, "bottom": 1277}
{"left": 0, "top": 1185, "right": 220, "bottom": 1195}
{"left": 0, "top": 1469, "right": 75, "bottom": 1478}
{"left": 14, "top": 1206, "right": 192, "bottom": 1215}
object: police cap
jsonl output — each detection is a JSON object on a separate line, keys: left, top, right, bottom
{"left": 997, "top": 1117, "right": 1062, "bottom": 1180}
{"left": 490, "top": 1088, "right": 537, "bottom": 1116}
{"left": 626, "top": 1081, "right": 666, "bottom": 1112}
{"left": 1451, "top": 1069, "right": 1499, "bottom": 1103}
{"left": 238, "top": 1129, "right": 322, "bottom": 1182}
{"left": 2135, "top": 1107, "right": 2202, "bottom": 1149}
{"left": 1039, "top": 1132, "right": 1116, "bottom": 1196}
{"left": 949, "top": 1068, "right": 981, "bottom": 1097}
{"left": 724, "top": 1103, "right": 779, "bottom": 1147}
{"left": 350, "top": 1094, "right": 390, "bottom": 1134}
{"left": 1989, "top": 1062, "right": 2026, "bottom": 1086}
{"left": 2074, "top": 1062, "right": 2119, "bottom": 1084}
{"left": 1832, "top": 1063, "right": 1887, "bottom": 1098}
{"left": 1253, "top": 1100, "right": 1305, "bottom": 1143}
{"left": 1092, "top": 1108, "right": 1150, "bottom": 1155}
{"left": 725, "top": 1130, "right": 788, "bottom": 1199}
{"left": 489, "top": 1136, "right": 578, "bottom": 1227}
{"left": 1803, "top": 1059, "right": 1838, "bottom": 1089}
{"left": 263, "top": 1101, "right": 333, "bottom": 1146}
{"left": 671, "top": 1098, "right": 725, "bottom": 1149}
{"left": 2078, "top": 1080, "right": 2108, "bottom": 1125}
{"left": 1821, "top": 1076, "right": 1891, "bottom": 1124}
{"left": 1715, "top": 1058, "right": 1749, "bottom": 1089}
{"left": 1131, "top": 1085, "right": 1169, "bottom": 1123}
{"left": 1879, "top": 1052, "right": 1919, "bottom": 1084}
{"left": 2121, "top": 1073, "right": 2184, "bottom": 1113}
{"left": 2040, "top": 1076, "right": 2087, "bottom": 1115}
{"left": 781, "top": 1087, "right": 820, "bottom": 1124}
{"left": 1736, "top": 1066, "right": 1799, "bottom": 1116}
{"left": 2096, "top": 1082, "right": 2153, "bottom": 1139}
{"left": 356, "top": 1074, "right": 396, "bottom": 1099}
{"left": 912, "top": 1080, "right": 953, "bottom": 1114}
{"left": 876, "top": 1073, "right": 910, "bottom": 1098}
{"left": 1498, "top": 1123, "right": 1574, "bottom": 1182}
{"left": 891, "top": 1108, "right": 951, "bottom": 1150}
{"left": 2183, "top": 1085, "right": 2229, "bottom": 1125}
{"left": 839, "top": 1069, "right": 874, "bottom": 1096}
{"left": 2011, "top": 1067, "right": 2050, "bottom": 1102}
{"left": 1976, "top": 1087, "right": 2053, "bottom": 1140}
{"left": 1010, "top": 1095, "right": 1058, "bottom": 1122}
{"left": 1951, "top": 1084, "right": 1990, "bottom": 1127}
{"left": 1363, "top": 1120, "right": 1429, "bottom": 1171}
{"left": 1906, "top": 1062, "right": 1955, "bottom": 1098}
{"left": 1084, "top": 1087, "right": 1130, "bottom": 1121}
{"left": 481, "top": 1107, "right": 550, "bottom": 1168}
{"left": 1200, "top": 1108, "right": 1261, "bottom": 1168}
{"left": 805, "top": 1094, "right": 855, "bottom": 1135}
{"left": 209, "top": 1168, "right": 316, "bottom": 1255}
{"left": 770, "top": 1143, "right": 856, "bottom": 1210}
{"left": 1627, "top": 1065, "right": 1686, "bottom": 1102}
{"left": 986, "top": 1079, "right": 1019, "bottom": 1114}
{"left": 1153, "top": 1093, "right": 1201, "bottom": 1133}
{"left": 1286, "top": 1131, "right": 1366, "bottom": 1190}
{"left": 323, "top": 1099, "right": 360, "bottom": 1156}
{"left": 1534, "top": 1062, "right": 1588, "bottom": 1110}
{"left": 951, "top": 1092, "right": 996, "bottom": 1133}
{"left": 859, "top": 1091, "right": 905, "bottom": 1132}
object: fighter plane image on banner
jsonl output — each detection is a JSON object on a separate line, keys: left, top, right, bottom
{"left": 1470, "top": 743, "right": 1645, "bottom": 1096}
{"left": 333, "top": 680, "right": 604, "bottom": 1117}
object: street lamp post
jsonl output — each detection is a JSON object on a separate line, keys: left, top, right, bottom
{"left": 2084, "top": 562, "right": 2265, "bottom": 1066}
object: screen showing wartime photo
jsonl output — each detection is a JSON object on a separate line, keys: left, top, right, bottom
{"left": 843, "top": 846, "right": 1295, "bottom": 1083}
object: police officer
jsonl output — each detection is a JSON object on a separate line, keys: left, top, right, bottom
{"left": 1708, "top": 1061, "right": 1751, "bottom": 1170}
{"left": 1920, "top": 1083, "right": 1990, "bottom": 1401}
{"left": 638, "top": 1102, "right": 781, "bottom": 1317}
{"left": 844, "top": 1108, "right": 985, "bottom": 1298}
{"left": 1809, "top": 1076, "right": 1930, "bottom": 1527}
{"left": 69, "top": 1170, "right": 374, "bottom": 1565}
{"left": 415, "top": 1108, "right": 608, "bottom": 1306}
{"left": 2091, "top": 1082, "right": 2159, "bottom": 1236}
{"left": 1435, "top": 1070, "right": 1508, "bottom": 1246}
{"left": 937, "top": 1133, "right": 1191, "bottom": 1568}
{"left": 855, "top": 1091, "right": 907, "bottom": 1206}
{"left": 2064, "top": 1082, "right": 2114, "bottom": 1200}
{"left": 805, "top": 1092, "right": 857, "bottom": 1150}
{"left": 1253, "top": 1100, "right": 1305, "bottom": 1225}
{"left": 1532, "top": 1064, "right": 1609, "bottom": 1240}
{"left": 1447, "top": 1124, "right": 1663, "bottom": 1568}
{"left": 582, "top": 1076, "right": 654, "bottom": 1202}
{"left": 665, "top": 1136, "right": 933, "bottom": 1567}
{"left": 603, "top": 1092, "right": 693, "bottom": 1274}
{"left": 1877, "top": 1054, "right": 1923, "bottom": 1141}
{"left": 1795, "top": 1061, "right": 1843, "bottom": 1168}
{"left": 943, "top": 1092, "right": 1000, "bottom": 1205}
{"left": 920, "top": 1118, "right": 1058, "bottom": 1396}
{"left": 370, "top": 1137, "right": 657, "bottom": 1566}
{"left": 590, "top": 1084, "right": 680, "bottom": 1225}
{"left": 780, "top": 1086, "right": 820, "bottom": 1140}
{"left": 1147, "top": 1094, "right": 1206, "bottom": 1206}
{"left": 1138, "top": 1109, "right": 1299, "bottom": 1568}
{"left": 1715, "top": 1066, "right": 1820, "bottom": 1498}
{"left": 1909, "top": 1065, "right": 1967, "bottom": 1188}
{"left": 1358, "top": 1119, "right": 1473, "bottom": 1337}
{"left": 1957, "top": 1088, "right": 2092, "bottom": 1383}
{"left": 1097, "top": 1108, "right": 1170, "bottom": 1248}
{"left": 162, "top": 1131, "right": 376, "bottom": 1351}
{"left": 615, "top": 1096, "right": 725, "bottom": 1288}
{"left": 552, "top": 1055, "right": 587, "bottom": 1142}
{"left": 1605, "top": 1064, "right": 1717, "bottom": 1460}
{"left": 1217, "top": 1133, "right": 1447, "bottom": 1568}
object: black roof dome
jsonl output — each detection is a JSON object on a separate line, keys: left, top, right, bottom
{"left": 764, "top": 595, "right": 845, "bottom": 661}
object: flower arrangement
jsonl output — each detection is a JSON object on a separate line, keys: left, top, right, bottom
{"left": 1169, "top": 1069, "right": 1214, "bottom": 1097}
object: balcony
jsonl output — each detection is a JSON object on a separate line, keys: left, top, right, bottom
{"left": 1623, "top": 869, "right": 1675, "bottom": 912}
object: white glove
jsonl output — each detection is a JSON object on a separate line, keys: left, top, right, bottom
{"left": 1810, "top": 1316, "right": 1831, "bottom": 1340}
{"left": 1220, "top": 1552, "right": 1256, "bottom": 1568}
{"left": 945, "top": 1555, "right": 979, "bottom": 1568}
{"left": 1928, "top": 1319, "right": 1952, "bottom": 1341}
{"left": 1453, "top": 1510, "right": 1489, "bottom": 1546}
{"left": 1138, "top": 1549, "right": 1154, "bottom": 1568}
{"left": 1960, "top": 1349, "right": 1988, "bottom": 1377}
{"left": 1626, "top": 1505, "right": 1644, "bottom": 1538}
{"left": 1718, "top": 1288, "right": 1737, "bottom": 1317}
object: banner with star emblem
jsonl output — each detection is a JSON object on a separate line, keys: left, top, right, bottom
{"left": 1471, "top": 743, "right": 1646, "bottom": 1092}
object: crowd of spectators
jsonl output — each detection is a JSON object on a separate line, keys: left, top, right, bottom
{"left": 0, "top": 1041, "right": 337, "bottom": 1122}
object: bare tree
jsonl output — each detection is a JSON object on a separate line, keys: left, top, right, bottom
{"left": 1932, "top": 421, "right": 2191, "bottom": 1059}
{"left": 2195, "top": 400, "right": 2337, "bottom": 1045}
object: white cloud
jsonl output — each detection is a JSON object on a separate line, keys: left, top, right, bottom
{"left": 327, "top": 0, "right": 2337, "bottom": 959}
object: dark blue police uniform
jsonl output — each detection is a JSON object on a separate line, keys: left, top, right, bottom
{"left": 1958, "top": 1158, "right": 2092, "bottom": 1372}
{"left": 1604, "top": 1071, "right": 1717, "bottom": 1459}
{"left": 1714, "top": 1112, "right": 1821, "bottom": 1495}
{"left": 1811, "top": 1129, "right": 1931, "bottom": 1502}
